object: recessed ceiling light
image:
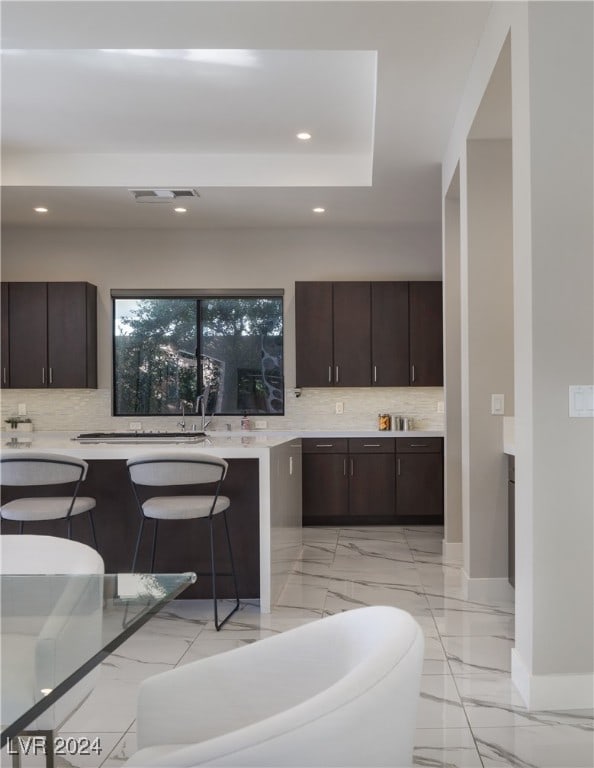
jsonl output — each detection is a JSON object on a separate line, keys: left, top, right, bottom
{"left": 174, "top": 207, "right": 187, "bottom": 214}
{"left": 297, "top": 132, "right": 312, "bottom": 141}
{"left": 34, "top": 207, "right": 48, "bottom": 213}
{"left": 313, "top": 207, "right": 325, "bottom": 214}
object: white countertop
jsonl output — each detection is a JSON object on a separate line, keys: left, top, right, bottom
{"left": 1, "top": 428, "right": 443, "bottom": 460}
{"left": 1, "top": 431, "right": 299, "bottom": 460}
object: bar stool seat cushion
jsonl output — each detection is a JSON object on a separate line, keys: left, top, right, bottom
{"left": 1, "top": 496, "right": 96, "bottom": 521}
{"left": 142, "top": 495, "right": 230, "bottom": 521}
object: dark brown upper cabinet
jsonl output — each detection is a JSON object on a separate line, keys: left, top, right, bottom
{"left": 333, "top": 282, "right": 371, "bottom": 386}
{"left": 295, "top": 281, "right": 334, "bottom": 387}
{"left": 409, "top": 281, "right": 443, "bottom": 386}
{"left": 371, "top": 281, "right": 409, "bottom": 386}
{"left": 295, "top": 280, "right": 442, "bottom": 387}
{"left": 4, "top": 282, "right": 97, "bottom": 389}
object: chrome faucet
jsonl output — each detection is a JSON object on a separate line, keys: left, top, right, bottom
{"left": 195, "top": 386, "right": 212, "bottom": 432}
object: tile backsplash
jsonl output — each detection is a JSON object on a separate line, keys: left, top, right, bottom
{"left": 1, "top": 387, "right": 444, "bottom": 432}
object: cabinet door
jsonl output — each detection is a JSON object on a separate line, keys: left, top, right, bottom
{"left": 295, "top": 282, "right": 334, "bottom": 387}
{"left": 302, "top": 453, "right": 348, "bottom": 519}
{"left": 1, "top": 283, "right": 9, "bottom": 388}
{"left": 333, "top": 282, "right": 371, "bottom": 386}
{"left": 8, "top": 282, "right": 48, "bottom": 388}
{"left": 396, "top": 453, "right": 443, "bottom": 518}
{"left": 409, "top": 281, "right": 443, "bottom": 386}
{"left": 371, "top": 282, "right": 409, "bottom": 386}
{"left": 349, "top": 453, "right": 396, "bottom": 518}
{"left": 48, "top": 282, "right": 97, "bottom": 388}
{"left": 508, "top": 456, "right": 515, "bottom": 588}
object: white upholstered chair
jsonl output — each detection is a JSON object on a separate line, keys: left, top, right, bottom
{"left": 127, "top": 452, "right": 239, "bottom": 630}
{"left": 0, "top": 452, "right": 98, "bottom": 549}
{"left": 126, "top": 605, "right": 424, "bottom": 767}
{"left": 1, "top": 535, "right": 104, "bottom": 768}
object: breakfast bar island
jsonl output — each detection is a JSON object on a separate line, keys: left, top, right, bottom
{"left": 0, "top": 432, "right": 303, "bottom": 612}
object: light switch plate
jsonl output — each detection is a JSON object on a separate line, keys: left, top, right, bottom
{"left": 437, "top": 401, "right": 445, "bottom": 413}
{"left": 335, "top": 402, "right": 344, "bottom": 414}
{"left": 491, "top": 394, "right": 504, "bottom": 415}
{"left": 129, "top": 422, "right": 142, "bottom": 430}
{"left": 255, "top": 420, "right": 268, "bottom": 429}
{"left": 17, "top": 403, "right": 27, "bottom": 416}
{"left": 569, "top": 385, "right": 594, "bottom": 417}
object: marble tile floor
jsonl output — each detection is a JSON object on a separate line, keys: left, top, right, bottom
{"left": 3, "top": 525, "right": 592, "bottom": 768}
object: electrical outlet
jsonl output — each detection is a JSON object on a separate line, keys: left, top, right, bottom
{"left": 491, "top": 394, "right": 505, "bottom": 415}
{"left": 129, "top": 421, "right": 142, "bottom": 430}
{"left": 437, "top": 401, "right": 445, "bottom": 413}
{"left": 335, "top": 402, "right": 344, "bottom": 414}
{"left": 255, "top": 420, "right": 267, "bottom": 429}
{"left": 18, "top": 403, "right": 27, "bottom": 416}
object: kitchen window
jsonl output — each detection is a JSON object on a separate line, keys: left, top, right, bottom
{"left": 112, "top": 292, "right": 284, "bottom": 417}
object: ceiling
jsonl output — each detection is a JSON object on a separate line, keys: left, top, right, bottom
{"left": 1, "top": 1, "right": 492, "bottom": 230}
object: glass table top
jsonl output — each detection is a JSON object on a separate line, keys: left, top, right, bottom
{"left": 1, "top": 571, "right": 196, "bottom": 745}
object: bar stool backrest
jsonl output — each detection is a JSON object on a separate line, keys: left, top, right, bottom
{"left": 1, "top": 452, "right": 88, "bottom": 486}
{"left": 127, "top": 453, "right": 228, "bottom": 487}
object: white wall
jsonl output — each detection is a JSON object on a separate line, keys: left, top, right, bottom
{"left": 1, "top": 224, "right": 445, "bottom": 431}
{"left": 510, "top": 1, "right": 594, "bottom": 708}
{"left": 444, "top": 0, "right": 594, "bottom": 709}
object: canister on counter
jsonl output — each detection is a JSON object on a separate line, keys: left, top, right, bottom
{"left": 391, "top": 415, "right": 402, "bottom": 431}
{"left": 402, "top": 417, "right": 413, "bottom": 431}
{"left": 378, "top": 413, "right": 391, "bottom": 431}
{"left": 377, "top": 413, "right": 390, "bottom": 432}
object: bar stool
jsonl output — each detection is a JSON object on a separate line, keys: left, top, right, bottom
{"left": 0, "top": 452, "right": 98, "bottom": 548}
{"left": 127, "top": 452, "right": 240, "bottom": 631}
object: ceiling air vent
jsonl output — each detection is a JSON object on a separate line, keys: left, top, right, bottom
{"left": 129, "top": 188, "right": 200, "bottom": 204}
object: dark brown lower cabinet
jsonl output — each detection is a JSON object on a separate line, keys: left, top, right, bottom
{"left": 349, "top": 452, "right": 396, "bottom": 521}
{"left": 302, "top": 452, "right": 349, "bottom": 520}
{"left": 508, "top": 455, "right": 515, "bottom": 588}
{"left": 302, "top": 436, "right": 443, "bottom": 525}
{"left": 0, "top": 458, "right": 260, "bottom": 599}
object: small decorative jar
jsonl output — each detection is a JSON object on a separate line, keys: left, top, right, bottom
{"left": 378, "top": 413, "right": 391, "bottom": 431}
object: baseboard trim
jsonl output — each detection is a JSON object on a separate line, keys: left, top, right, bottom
{"left": 442, "top": 540, "right": 463, "bottom": 562}
{"left": 512, "top": 648, "right": 594, "bottom": 710}
{"left": 461, "top": 572, "right": 515, "bottom": 602}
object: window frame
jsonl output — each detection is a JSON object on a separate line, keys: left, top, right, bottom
{"left": 111, "top": 289, "right": 285, "bottom": 418}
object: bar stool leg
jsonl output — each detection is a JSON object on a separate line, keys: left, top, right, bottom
{"left": 131, "top": 517, "right": 145, "bottom": 572}
{"left": 18, "top": 521, "right": 24, "bottom": 534}
{"left": 210, "top": 511, "right": 240, "bottom": 631}
{"left": 150, "top": 519, "right": 159, "bottom": 573}
{"left": 88, "top": 511, "right": 98, "bottom": 550}
{"left": 223, "top": 509, "right": 240, "bottom": 612}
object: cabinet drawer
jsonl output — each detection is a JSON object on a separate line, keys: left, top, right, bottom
{"left": 348, "top": 438, "right": 395, "bottom": 453}
{"left": 396, "top": 437, "right": 442, "bottom": 453}
{"left": 302, "top": 438, "right": 348, "bottom": 454}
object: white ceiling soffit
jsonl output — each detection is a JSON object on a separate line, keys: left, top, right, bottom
{"left": 2, "top": 48, "right": 378, "bottom": 187}
{"left": 0, "top": 1, "right": 492, "bottom": 229}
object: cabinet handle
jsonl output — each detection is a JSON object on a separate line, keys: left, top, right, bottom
{"left": 335, "top": 365, "right": 339, "bottom": 383}
{"left": 328, "top": 365, "right": 332, "bottom": 383}
{"left": 374, "top": 365, "right": 377, "bottom": 383}
{"left": 2, "top": 368, "right": 6, "bottom": 385}
{"left": 350, "top": 458, "right": 354, "bottom": 477}
{"left": 289, "top": 456, "right": 293, "bottom": 475}
{"left": 41, "top": 367, "right": 45, "bottom": 384}
{"left": 410, "top": 443, "right": 428, "bottom": 447}
{"left": 343, "top": 459, "right": 347, "bottom": 476}
{"left": 411, "top": 364, "right": 416, "bottom": 383}
{"left": 363, "top": 443, "right": 381, "bottom": 447}
{"left": 397, "top": 458, "right": 401, "bottom": 476}
{"left": 315, "top": 443, "right": 334, "bottom": 448}
{"left": 49, "top": 367, "right": 53, "bottom": 385}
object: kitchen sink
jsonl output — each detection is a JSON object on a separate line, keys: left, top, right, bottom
{"left": 74, "top": 431, "right": 207, "bottom": 444}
